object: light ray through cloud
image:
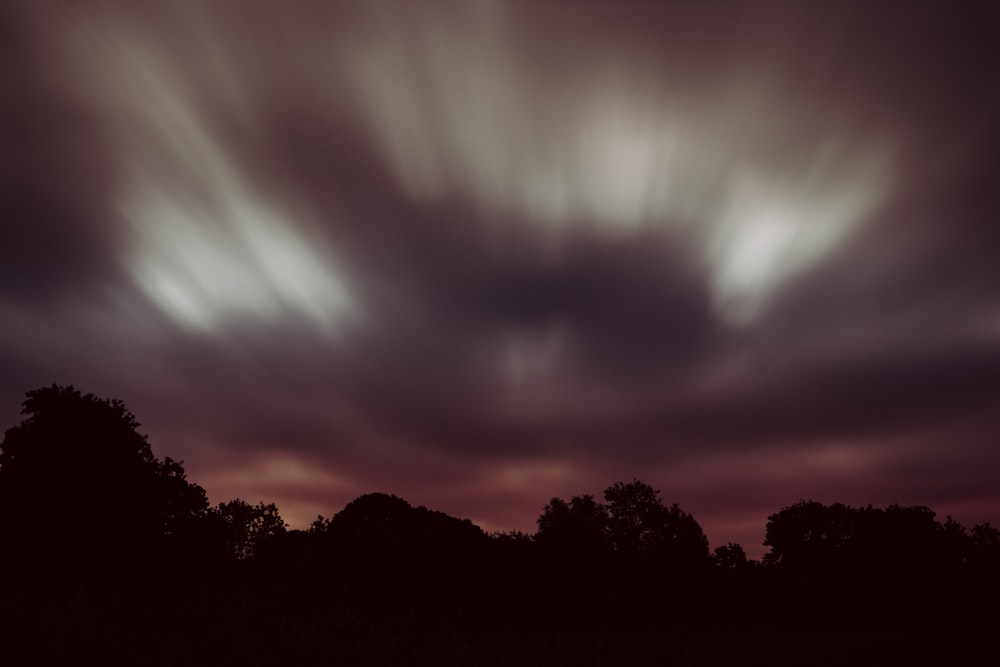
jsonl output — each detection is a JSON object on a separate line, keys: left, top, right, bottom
{"left": 60, "top": 11, "right": 357, "bottom": 333}
{"left": 343, "top": 6, "right": 898, "bottom": 321}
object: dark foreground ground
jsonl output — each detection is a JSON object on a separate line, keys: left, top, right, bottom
{"left": 1, "top": 585, "right": 991, "bottom": 667}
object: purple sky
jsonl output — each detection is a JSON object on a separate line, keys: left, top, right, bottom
{"left": 3, "top": 2, "right": 999, "bottom": 557}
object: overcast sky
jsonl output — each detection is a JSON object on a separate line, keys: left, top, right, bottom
{"left": 3, "top": 1, "right": 999, "bottom": 557}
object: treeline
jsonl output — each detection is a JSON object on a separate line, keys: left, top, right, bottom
{"left": 0, "top": 385, "right": 997, "bottom": 665}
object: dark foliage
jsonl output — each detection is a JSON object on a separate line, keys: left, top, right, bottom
{"left": 536, "top": 493, "right": 611, "bottom": 554}
{"left": 763, "top": 499, "right": 973, "bottom": 573}
{"left": 0, "top": 385, "right": 210, "bottom": 591}
{"left": 713, "top": 542, "right": 751, "bottom": 570}
{"left": 212, "top": 498, "right": 288, "bottom": 560}
{"left": 0, "top": 386, "right": 997, "bottom": 665}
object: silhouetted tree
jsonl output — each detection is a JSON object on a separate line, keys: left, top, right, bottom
{"left": 311, "top": 492, "right": 488, "bottom": 615}
{"left": 760, "top": 500, "right": 996, "bottom": 628}
{"left": 0, "top": 385, "right": 208, "bottom": 589}
{"left": 536, "top": 493, "right": 611, "bottom": 554}
{"left": 315, "top": 492, "right": 486, "bottom": 551}
{"left": 763, "top": 500, "right": 977, "bottom": 575}
{"left": 535, "top": 481, "right": 709, "bottom": 568}
{"left": 603, "top": 479, "right": 709, "bottom": 566}
{"left": 762, "top": 500, "right": 855, "bottom": 569}
{"left": 531, "top": 480, "right": 711, "bottom": 626}
{"left": 212, "top": 499, "right": 288, "bottom": 560}
{"left": 320, "top": 492, "right": 415, "bottom": 546}
{"left": 309, "top": 513, "right": 334, "bottom": 534}
{"left": 488, "top": 529, "right": 535, "bottom": 545}
{"left": 971, "top": 522, "right": 1000, "bottom": 565}
{"left": 713, "top": 542, "right": 750, "bottom": 570}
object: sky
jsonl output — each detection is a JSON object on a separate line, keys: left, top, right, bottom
{"left": 2, "top": 1, "right": 999, "bottom": 558}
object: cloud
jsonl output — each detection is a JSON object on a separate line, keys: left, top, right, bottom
{"left": 0, "top": 8, "right": 119, "bottom": 306}
{"left": 1, "top": 1, "right": 998, "bottom": 557}
{"left": 342, "top": 2, "right": 898, "bottom": 322}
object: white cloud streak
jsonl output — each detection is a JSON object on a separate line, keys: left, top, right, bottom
{"left": 344, "top": 4, "right": 897, "bottom": 321}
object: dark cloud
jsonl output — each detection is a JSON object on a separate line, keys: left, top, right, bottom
{"left": 0, "top": 8, "right": 120, "bottom": 305}
{"left": 2, "top": 1, "right": 998, "bottom": 557}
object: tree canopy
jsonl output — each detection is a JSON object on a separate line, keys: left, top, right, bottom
{"left": 536, "top": 493, "right": 611, "bottom": 554}
{"left": 536, "top": 479, "right": 709, "bottom": 568}
{"left": 212, "top": 498, "right": 288, "bottom": 560}
{"left": 0, "top": 385, "right": 209, "bottom": 579}
{"left": 763, "top": 499, "right": 979, "bottom": 573}
{"left": 0, "top": 386, "right": 996, "bottom": 664}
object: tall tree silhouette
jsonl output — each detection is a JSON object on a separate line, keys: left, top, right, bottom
{"left": 0, "top": 385, "right": 208, "bottom": 589}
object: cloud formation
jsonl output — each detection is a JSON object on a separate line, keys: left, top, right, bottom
{"left": 2, "top": 1, "right": 999, "bottom": 555}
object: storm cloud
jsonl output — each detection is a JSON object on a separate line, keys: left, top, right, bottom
{"left": 2, "top": 1, "right": 998, "bottom": 555}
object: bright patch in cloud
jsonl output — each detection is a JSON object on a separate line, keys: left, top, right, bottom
{"left": 123, "top": 183, "right": 353, "bottom": 333}
{"left": 486, "top": 460, "right": 582, "bottom": 494}
{"left": 66, "top": 22, "right": 355, "bottom": 333}
{"left": 120, "top": 64, "right": 352, "bottom": 331}
{"left": 345, "top": 7, "right": 896, "bottom": 321}
{"left": 198, "top": 452, "right": 360, "bottom": 528}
